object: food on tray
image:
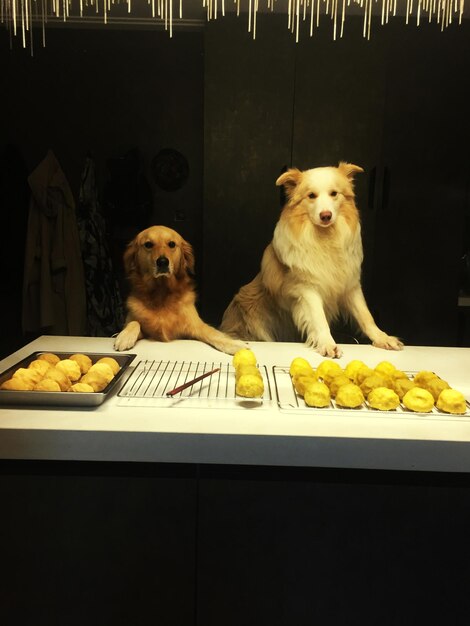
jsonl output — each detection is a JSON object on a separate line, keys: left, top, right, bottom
{"left": 235, "top": 364, "right": 260, "bottom": 381}
{"left": 13, "top": 367, "right": 43, "bottom": 386}
{"left": 402, "top": 387, "right": 434, "bottom": 413}
{"left": 1, "top": 377, "right": 34, "bottom": 391}
{"left": 293, "top": 374, "right": 318, "bottom": 396}
{"left": 423, "top": 377, "right": 450, "bottom": 401}
{"left": 55, "top": 359, "right": 82, "bottom": 382}
{"left": 233, "top": 348, "right": 257, "bottom": 369}
{"left": 80, "top": 371, "right": 109, "bottom": 392}
{"left": 335, "top": 383, "right": 365, "bottom": 408}
{"left": 88, "top": 362, "right": 114, "bottom": 384}
{"left": 28, "top": 359, "right": 52, "bottom": 376}
{"left": 393, "top": 378, "right": 416, "bottom": 400}
{"left": 344, "top": 359, "right": 366, "bottom": 381}
{"left": 374, "top": 361, "right": 396, "bottom": 376}
{"left": 96, "top": 356, "right": 120, "bottom": 375}
{"left": 316, "top": 360, "right": 342, "bottom": 384}
{"left": 289, "top": 357, "right": 315, "bottom": 378}
{"left": 360, "top": 373, "right": 393, "bottom": 397}
{"left": 436, "top": 389, "right": 467, "bottom": 415}
{"left": 328, "top": 374, "right": 351, "bottom": 398}
{"left": 236, "top": 373, "right": 264, "bottom": 398}
{"left": 304, "top": 382, "right": 331, "bottom": 408}
{"left": 69, "top": 382, "right": 95, "bottom": 393}
{"left": 354, "top": 365, "right": 375, "bottom": 386}
{"left": 37, "top": 352, "right": 61, "bottom": 365}
{"left": 367, "top": 387, "right": 400, "bottom": 411}
{"left": 413, "top": 371, "right": 438, "bottom": 386}
{"left": 70, "top": 353, "right": 93, "bottom": 374}
{"left": 43, "top": 367, "right": 72, "bottom": 391}
{"left": 390, "top": 369, "right": 409, "bottom": 381}
{"left": 34, "top": 379, "right": 61, "bottom": 392}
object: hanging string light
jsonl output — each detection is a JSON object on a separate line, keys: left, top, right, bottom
{"left": 0, "top": 0, "right": 466, "bottom": 52}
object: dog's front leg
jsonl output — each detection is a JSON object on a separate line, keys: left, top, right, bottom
{"left": 114, "top": 320, "right": 143, "bottom": 351}
{"left": 344, "top": 286, "right": 404, "bottom": 350}
{"left": 291, "top": 289, "right": 342, "bottom": 358}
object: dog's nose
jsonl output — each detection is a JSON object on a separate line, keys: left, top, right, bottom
{"left": 156, "top": 256, "right": 169, "bottom": 271}
{"left": 320, "top": 211, "right": 332, "bottom": 223}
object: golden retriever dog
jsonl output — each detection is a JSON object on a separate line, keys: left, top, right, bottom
{"left": 220, "top": 162, "right": 403, "bottom": 358}
{"left": 114, "top": 225, "right": 245, "bottom": 354}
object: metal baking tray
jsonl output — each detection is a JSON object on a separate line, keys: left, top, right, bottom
{"left": 0, "top": 351, "right": 136, "bottom": 407}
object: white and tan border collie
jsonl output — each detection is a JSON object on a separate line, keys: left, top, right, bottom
{"left": 220, "top": 162, "right": 403, "bottom": 358}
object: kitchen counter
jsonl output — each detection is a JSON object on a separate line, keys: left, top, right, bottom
{"left": 0, "top": 335, "right": 469, "bottom": 472}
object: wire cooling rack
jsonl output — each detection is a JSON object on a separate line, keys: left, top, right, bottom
{"left": 117, "top": 360, "right": 272, "bottom": 408}
{"left": 272, "top": 366, "right": 470, "bottom": 421}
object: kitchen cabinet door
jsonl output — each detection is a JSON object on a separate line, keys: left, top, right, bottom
{"left": 370, "top": 20, "right": 470, "bottom": 346}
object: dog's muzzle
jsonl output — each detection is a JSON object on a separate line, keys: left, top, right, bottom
{"left": 156, "top": 256, "right": 170, "bottom": 274}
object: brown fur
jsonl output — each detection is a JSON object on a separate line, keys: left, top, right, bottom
{"left": 220, "top": 163, "right": 403, "bottom": 358}
{"left": 114, "top": 225, "right": 245, "bottom": 354}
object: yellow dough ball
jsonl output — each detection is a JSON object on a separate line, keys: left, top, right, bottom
{"left": 413, "top": 371, "right": 438, "bottom": 386}
{"left": 236, "top": 373, "right": 264, "bottom": 398}
{"left": 293, "top": 374, "right": 318, "bottom": 397}
{"left": 354, "top": 365, "right": 375, "bottom": 386}
{"left": 344, "top": 360, "right": 366, "bottom": 381}
{"left": 28, "top": 359, "right": 52, "bottom": 376}
{"left": 55, "top": 359, "right": 82, "bottom": 382}
{"left": 37, "top": 352, "right": 61, "bottom": 365}
{"left": 69, "top": 382, "right": 95, "bottom": 393}
{"left": 374, "top": 361, "right": 396, "bottom": 376}
{"left": 436, "top": 389, "right": 467, "bottom": 415}
{"left": 233, "top": 349, "right": 257, "bottom": 368}
{"left": 304, "top": 382, "right": 331, "bottom": 408}
{"left": 393, "top": 378, "right": 416, "bottom": 400}
{"left": 360, "top": 373, "right": 393, "bottom": 397}
{"left": 13, "top": 367, "right": 43, "bottom": 386}
{"left": 316, "top": 360, "right": 342, "bottom": 384}
{"left": 423, "top": 377, "right": 450, "bottom": 402}
{"left": 43, "top": 367, "right": 72, "bottom": 391}
{"left": 96, "top": 357, "right": 120, "bottom": 375}
{"left": 80, "top": 372, "right": 109, "bottom": 392}
{"left": 402, "top": 387, "right": 434, "bottom": 413}
{"left": 70, "top": 353, "right": 93, "bottom": 374}
{"left": 328, "top": 374, "right": 352, "bottom": 398}
{"left": 335, "top": 383, "right": 365, "bottom": 409}
{"left": 289, "top": 357, "right": 315, "bottom": 378}
{"left": 1, "top": 377, "right": 34, "bottom": 391}
{"left": 88, "top": 363, "right": 114, "bottom": 384}
{"left": 367, "top": 387, "right": 400, "bottom": 411}
{"left": 390, "top": 369, "right": 409, "bottom": 381}
{"left": 235, "top": 364, "right": 261, "bottom": 381}
{"left": 34, "top": 379, "right": 61, "bottom": 392}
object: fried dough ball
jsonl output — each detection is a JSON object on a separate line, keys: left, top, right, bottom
{"left": 393, "top": 378, "right": 416, "bottom": 400}
{"left": 235, "top": 364, "right": 261, "bottom": 381}
{"left": 367, "top": 387, "right": 400, "bottom": 411}
{"left": 80, "top": 371, "right": 109, "bottom": 392}
{"left": 55, "top": 359, "right": 82, "bottom": 382}
{"left": 88, "top": 363, "right": 114, "bottom": 384}
{"left": 69, "top": 353, "right": 93, "bottom": 374}
{"left": 316, "top": 360, "right": 342, "bottom": 384}
{"left": 13, "top": 367, "right": 43, "bottom": 386}
{"left": 436, "top": 389, "right": 467, "bottom": 415}
{"left": 329, "top": 374, "right": 352, "bottom": 398}
{"left": 69, "top": 382, "right": 95, "bottom": 393}
{"left": 360, "top": 373, "right": 393, "bottom": 397}
{"left": 335, "top": 383, "right": 365, "bottom": 409}
{"left": 304, "top": 382, "right": 331, "bottom": 408}
{"left": 43, "top": 367, "right": 72, "bottom": 391}
{"left": 423, "top": 377, "right": 450, "bottom": 402}
{"left": 289, "top": 357, "right": 315, "bottom": 378}
{"left": 236, "top": 373, "right": 264, "bottom": 398}
{"left": 34, "top": 379, "right": 61, "bottom": 392}
{"left": 28, "top": 359, "right": 52, "bottom": 376}
{"left": 344, "top": 360, "right": 366, "bottom": 381}
{"left": 413, "top": 371, "right": 438, "bottom": 386}
{"left": 354, "top": 365, "right": 375, "bottom": 386}
{"left": 374, "top": 361, "right": 396, "bottom": 377}
{"left": 233, "top": 349, "right": 257, "bottom": 368}
{"left": 293, "top": 374, "right": 318, "bottom": 397}
{"left": 1, "top": 377, "right": 34, "bottom": 391}
{"left": 390, "top": 369, "right": 409, "bottom": 382}
{"left": 96, "top": 356, "right": 120, "bottom": 375}
{"left": 402, "top": 387, "right": 434, "bottom": 413}
{"left": 37, "top": 352, "right": 60, "bottom": 365}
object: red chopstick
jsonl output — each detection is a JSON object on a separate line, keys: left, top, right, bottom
{"left": 166, "top": 367, "right": 221, "bottom": 397}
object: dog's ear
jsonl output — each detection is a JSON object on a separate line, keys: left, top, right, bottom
{"left": 123, "top": 237, "right": 139, "bottom": 276}
{"left": 338, "top": 162, "right": 364, "bottom": 180}
{"left": 275, "top": 168, "right": 302, "bottom": 196}
{"left": 181, "top": 238, "right": 195, "bottom": 277}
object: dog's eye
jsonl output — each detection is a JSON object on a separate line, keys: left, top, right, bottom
{"left": 144, "top": 241, "right": 154, "bottom": 249}
{"left": 308, "top": 192, "right": 317, "bottom": 199}
{"left": 168, "top": 241, "right": 176, "bottom": 249}
{"left": 330, "top": 191, "right": 338, "bottom": 197}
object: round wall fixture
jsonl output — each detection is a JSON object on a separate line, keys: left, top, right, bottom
{"left": 151, "top": 148, "right": 189, "bottom": 192}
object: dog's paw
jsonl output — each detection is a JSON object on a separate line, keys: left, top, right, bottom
{"left": 217, "top": 338, "right": 247, "bottom": 355}
{"left": 114, "top": 330, "right": 138, "bottom": 352}
{"left": 316, "top": 342, "right": 343, "bottom": 358}
{"left": 372, "top": 333, "right": 404, "bottom": 351}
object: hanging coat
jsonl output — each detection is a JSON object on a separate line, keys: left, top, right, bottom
{"left": 22, "top": 150, "right": 87, "bottom": 336}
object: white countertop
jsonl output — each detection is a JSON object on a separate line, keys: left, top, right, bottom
{"left": 1, "top": 335, "right": 470, "bottom": 472}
